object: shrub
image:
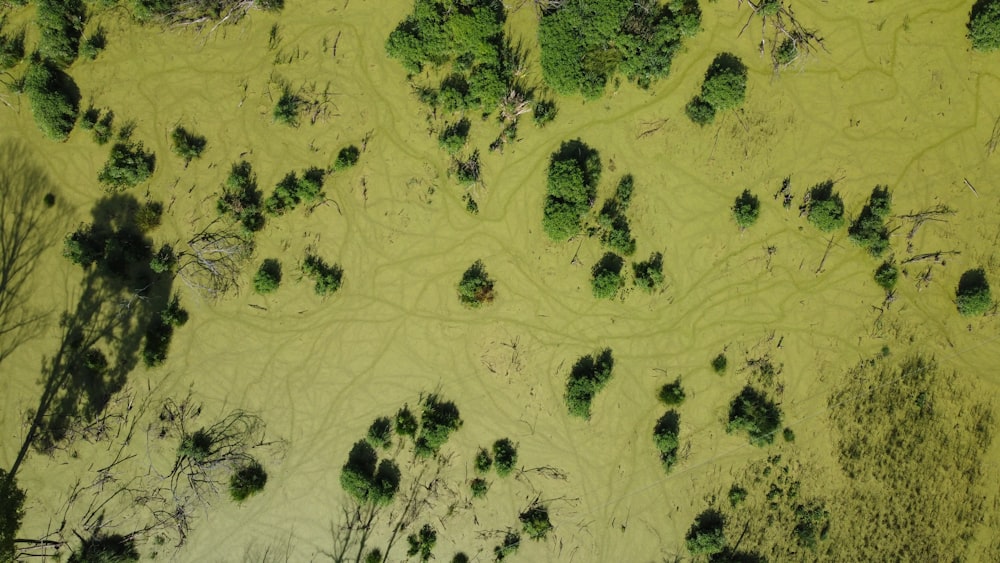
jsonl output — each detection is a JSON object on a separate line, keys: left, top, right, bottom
{"left": 591, "top": 252, "right": 624, "bottom": 299}
{"left": 470, "top": 477, "right": 489, "bottom": 498}
{"left": 564, "top": 348, "right": 614, "bottom": 419}
{"left": 253, "top": 259, "right": 282, "bottom": 294}
{"left": 956, "top": 268, "right": 991, "bottom": 316}
{"left": 848, "top": 185, "right": 891, "bottom": 256}
{"left": 229, "top": 460, "right": 267, "bottom": 502}
{"left": 474, "top": 447, "right": 493, "bottom": 474}
{"left": 264, "top": 168, "right": 326, "bottom": 215}
{"left": 406, "top": 524, "right": 437, "bottom": 562}
{"left": 364, "top": 550, "right": 383, "bottom": 563}
{"left": 367, "top": 417, "right": 393, "bottom": 449}
{"left": 170, "top": 125, "right": 207, "bottom": 163}
{"left": 793, "top": 501, "right": 830, "bottom": 549}
{"left": 334, "top": 145, "right": 360, "bottom": 171}
{"left": 700, "top": 53, "right": 748, "bottom": 111}
{"left": 727, "top": 386, "right": 782, "bottom": 446}
{"left": 782, "top": 427, "right": 796, "bottom": 442}
{"left": 492, "top": 438, "right": 517, "bottom": 477}
{"left": 658, "top": 379, "right": 685, "bottom": 406}
{"left": 455, "top": 150, "right": 481, "bottom": 184}
{"left": 533, "top": 99, "right": 557, "bottom": 127}
{"left": 653, "top": 411, "right": 680, "bottom": 472}
{"left": 493, "top": 532, "right": 520, "bottom": 561}
{"left": 439, "top": 118, "right": 471, "bottom": 154}
{"left": 969, "top": 0, "right": 1000, "bottom": 51}
{"left": 728, "top": 485, "right": 748, "bottom": 507}
{"left": 519, "top": 505, "right": 552, "bottom": 540}
{"left": 67, "top": 534, "right": 139, "bottom": 563}
{"left": 597, "top": 179, "right": 637, "bottom": 256}
{"left": 458, "top": 260, "right": 495, "bottom": 307}
{"left": 711, "top": 353, "right": 727, "bottom": 374}
{"left": 874, "top": 261, "right": 898, "bottom": 291}
{"left": 340, "top": 440, "right": 400, "bottom": 506}
{"left": 98, "top": 141, "right": 155, "bottom": 191}
{"left": 93, "top": 110, "right": 114, "bottom": 145}
{"left": 395, "top": 405, "right": 418, "bottom": 437}
{"left": 149, "top": 244, "right": 175, "bottom": 274}
{"left": 143, "top": 295, "right": 187, "bottom": 367}
{"left": 217, "top": 160, "right": 264, "bottom": 234}
{"left": 0, "top": 28, "right": 25, "bottom": 69}
{"left": 685, "top": 96, "right": 715, "bottom": 126}
{"left": 732, "top": 189, "right": 760, "bottom": 229}
{"left": 178, "top": 429, "right": 213, "bottom": 462}
{"left": 806, "top": 181, "right": 845, "bottom": 232}
{"left": 302, "top": 254, "right": 343, "bottom": 296}
{"left": 633, "top": 252, "right": 664, "bottom": 291}
{"left": 80, "top": 27, "right": 106, "bottom": 60}
{"left": 774, "top": 37, "right": 798, "bottom": 65}
{"left": 415, "top": 394, "right": 462, "bottom": 457}
{"left": 273, "top": 88, "right": 301, "bottom": 126}
{"left": 134, "top": 201, "right": 163, "bottom": 231}
{"left": 685, "top": 509, "right": 725, "bottom": 556}
{"left": 24, "top": 58, "right": 79, "bottom": 141}
{"left": 543, "top": 140, "right": 601, "bottom": 241}
{"left": 79, "top": 106, "right": 99, "bottom": 130}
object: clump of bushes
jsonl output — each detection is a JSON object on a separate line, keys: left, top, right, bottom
{"left": 686, "top": 53, "right": 748, "bottom": 126}
{"left": 454, "top": 150, "right": 481, "bottom": 184}
{"left": 217, "top": 161, "right": 264, "bottom": 235}
{"left": 457, "top": 260, "right": 495, "bottom": 307}
{"left": 253, "top": 259, "right": 281, "bottom": 294}
{"left": 597, "top": 175, "right": 637, "bottom": 256}
{"left": 805, "top": 180, "right": 845, "bottom": 232}
{"left": 658, "top": 379, "right": 685, "bottom": 406}
{"left": 956, "top": 268, "right": 991, "bottom": 316}
{"left": 98, "top": 140, "right": 156, "bottom": 191}
{"left": 727, "top": 385, "right": 782, "bottom": 446}
{"left": 263, "top": 168, "right": 326, "bottom": 215}
{"left": 470, "top": 477, "right": 489, "bottom": 498}
{"left": 367, "top": 417, "right": 393, "bottom": 450}
{"left": 302, "top": 254, "right": 343, "bottom": 296}
{"left": 406, "top": 525, "right": 437, "bottom": 562}
{"left": 564, "top": 348, "right": 614, "bottom": 419}
{"left": 732, "top": 189, "right": 760, "bottom": 229}
{"left": 728, "top": 485, "right": 748, "bottom": 507}
{"left": 414, "top": 394, "right": 463, "bottom": 457}
{"left": 134, "top": 201, "right": 163, "bottom": 232}
{"left": 685, "top": 509, "right": 726, "bottom": 556}
{"left": 229, "top": 459, "right": 268, "bottom": 502}
{"left": 848, "top": 185, "right": 891, "bottom": 256}
{"left": 79, "top": 28, "right": 106, "bottom": 61}
{"left": 653, "top": 411, "right": 680, "bottom": 472}
{"left": 395, "top": 405, "right": 418, "bottom": 437}
{"left": 633, "top": 252, "right": 664, "bottom": 291}
{"left": 591, "top": 252, "right": 624, "bottom": 299}
{"left": 492, "top": 438, "right": 517, "bottom": 477}
{"left": 339, "top": 440, "right": 401, "bottom": 506}
{"left": 519, "top": 505, "right": 552, "bottom": 540}
{"left": 874, "top": 261, "right": 899, "bottom": 291}
{"left": 968, "top": 0, "right": 1000, "bottom": 51}
{"left": 24, "top": 58, "right": 79, "bottom": 141}
{"left": 439, "top": 118, "right": 471, "bottom": 154}
{"left": 543, "top": 140, "right": 601, "bottom": 241}
{"left": 170, "top": 125, "right": 207, "bottom": 164}
{"left": 774, "top": 37, "right": 798, "bottom": 65}
{"left": 474, "top": 447, "right": 493, "bottom": 474}
{"left": 334, "top": 145, "right": 360, "bottom": 171}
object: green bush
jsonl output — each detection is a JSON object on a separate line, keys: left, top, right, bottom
{"left": 217, "top": 160, "right": 264, "bottom": 235}
{"left": 848, "top": 185, "right": 891, "bottom": 256}
{"left": 80, "top": 27, "right": 106, "bottom": 60}
{"left": 793, "top": 501, "right": 830, "bottom": 550}
{"left": 700, "top": 53, "right": 748, "bottom": 111}
{"left": 564, "top": 348, "right": 614, "bottom": 419}
{"left": 533, "top": 99, "right": 557, "bottom": 127}
{"left": 367, "top": 416, "right": 393, "bottom": 449}
{"left": 782, "top": 427, "right": 796, "bottom": 442}
{"left": 658, "top": 379, "right": 685, "bottom": 406}
{"left": 1, "top": 469, "right": 26, "bottom": 561}
{"left": 339, "top": 440, "right": 400, "bottom": 506}
{"left": 474, "top": 447, "right": 493, "bottom": 474}
{"left": 229, "top": 460, "right": 268, "bottom": 502}
{"left": 969, "top": 0, "right": 1000, "bottom": 51}
{"left": 470, "top": 477, "right": 489, "bottom": 498}
{"left": 457, "top": 260, "right": 495, "bottom": 307}
{"left": 685, "top": 509, "right": 725, "bottom": 556}
{"left": 492, "top": 438, "right": 517, "bottom": 477}
{"left": 406, "top": 524, "right": 437, "bottom": 562}
{"left": 264, "top": 168, "right": 326, "bottom": 215}
{"left": 134, "top": 201, "right": 163, "bottom": 231}
{"left": 415, "top": 394, "right": 462, "bottom": 457}
{"left": 597, "top": 176, "right": 637, "bottom": 256}
{"left": 439, "top": 118, "right": 471, "bottom": 154}
{"left": 493, "top": 532, "right": 520, "bottom": 561}
{"left": 633, "top": 252, "right": 664, "bottom": 291}
{"left": 806, "top": 181, "right": 845, "bottom": 232}
{"left": 253, "top": 259, "right": 281, "bottom": 294}
{"left": 956, "top": 268, "right": 991, "bottom": 316}
{"left": 543, "top": 140, "right": 601, "bottom": 241}
{"left": 334, "top": 145, "right": 361, "bottom": 171}
{"left": 36, "top": 0, "right": 85, "bottom": 67}
{"left": 732, "top": 189, "right": 760, "bottom": 229}
{"left": 178, "top": 429, "right": 213, "bottom": 462}
{"left": 395, "top": 405, "right": 418, "bottom": 437}
{"left": 0, "top": 28, "right": 25, "bottom": 69}
{"left": 685, "top": 96, "right": 715, "bottom": 126}
{"left": 24, "top": 58, "right": 79, "bottom": 141}
{"left": 302, "top": 254, "right": 343, "bottom": 296}
{"left": 273, "top": 88, "right": 301, "bottom": 126}
{"left": 711, "top": 352, "right": 727, "bottom": 374}
{"left": 519, "top": 505, "right": 552, "bottom": 540}
{"left": 653, "top": 410, "right": 680, "bottom": 472}
{"left": 143, "top": 295, "right": 188, "bottom": 367}
{"left": 727, "top": 385, "right": 782, "bottom": 446}
{"left": 759, "top": 0, "right": 781, "bottom": 17}
{"left": 93, "top": 110, "right": 114, "bottom": 145}
{"left": 67, "top": 534, "right": 139, "bottom": 563}
{"left": 455, "top": 150, "right": 481, "bottom": 184}
{"left": 774, "top": 37, "right": 798, "bottom": 65}
{"left": 728, "top": 485, "right": 747, "bottom": 507}
{"left": 170, "top": 125, "right": 207, "bottom": 163}
{"left": 98, "top": 141, "right": 155, "bottom": 191}
{"left": 591, "top": 252, "right": 624, "bottom": 299}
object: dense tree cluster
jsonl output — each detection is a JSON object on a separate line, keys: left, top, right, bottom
{"left": 686, "top": 53, "right": 748, "bottom": 126}
{"left": 543, "top": 140, "right": 601, "bottom": 241}
{"left": 564, "top": 348, "right": 615, "bottom": 419}
{"left": 848, "top": 185, "right": 891, "bottom": 256}
{"left": 340, "top": 440, "right": 401, "bottom": 506}
{"left": 36, "top": 0, "right": 85, "bottom": 67}
{"left": 302, "top": 253, "right": 343, "bottom": 296}
{"left": 538, "top": 0, "right": 701, "bottom": 98}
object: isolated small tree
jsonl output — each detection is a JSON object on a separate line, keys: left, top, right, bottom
{"left": 415, "top": 394, "right": 462, "bottom": 457}
{"left": 956, "top": 268, "right": 991, "bottom": 316}
{"left": 874, "top": 261, "right": 898, "bottom": 291}
{"left": 492, "top": 438, "right": 517, "bottom": 477}
{"left": 653, "top": 410, "right": 680, "bottom": 472}
{"left": 171, "top": 125, "right": 207, "bottom": 163}
{"left": 230, "top": 459, "right": 268, "bottom": 502}
{"left": 711, "top": 352, "right": 727, "bottom": 374}
{"left": 700, "top": 53, "right": 748, "bottom": 111}
{"left": 334, "top": 145, "right": 361, "bottom": 171}
{"left": 407, "top": 524, "right": 437, "bottom": 562}
{"left": 68, "top": 534, "right": 139, "bottom": 563}
{"left": 273, "top": 88, "right": 301, "bottom": 126}
{"left": 470, "top": 478, "right": 489, "bottom": 498}
{"left": 493, "top": 532, "right": 520, "bottom": 561}
{"left": 458, "top": 260, "right": 495, "bottom": 307}
{"left": 733, "top": 189, "right": 760, "bottom": 228}
{"left": 633, "top": 252, "right": 664, "bottom": 291}
{"left": 217, "top": 160, "right": 264, "bottom": 235}
{"left": 439, "top": 118, "right": 471, "bottom": 154}
{"left": 533, "top": 99, "right": 557, "bottom": 127}
{"left": 564, "top": 348, "right": 615, "bottom": 419}
{"left": 591, "top": 252, "right": 624, "bottom": 299}
{"left": 685, "top": 97, "right": 716, "bottom": 126}
{"left": 848, "top": 185, "right": 891, "bottom": 256}
{"left": 98, "top": 141, "right": 155, "bottom": 191}
{"left": 969, "top": 0, "right": 1000, "bottom": 51}
{"left": 685, "top": 510, "right": 726, "bottom": 556}
{"left": 394, "top": 406, "right": 418, "bottom": 437}
{"left": 520, "top": 505, "right": 553, "bottom": 540}
{"left": 727, "top": 386, "right": 782, "bottom": 446}
{"left": 253, "top": 259, "right": 282, "bottom": 294}
{"left": 806, "top": 181, "right": 845, "bottom": 232}
{"left": 474, "top": 447, "right": 493, "bottom": 474}
{"left": 658, "top": 379, "right": 685, "bottom": 405}
{"left": 367, "top": 417, "right": 393, "bottom": 449}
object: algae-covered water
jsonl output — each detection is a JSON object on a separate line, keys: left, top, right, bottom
{"left": 2, "top": 0, "right": 999, "bottom": 561}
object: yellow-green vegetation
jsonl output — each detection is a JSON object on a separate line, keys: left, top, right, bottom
{"left": 302, "top": 253, "right": 343, "bottom": 296}
{"left": 519, "top": 504, "right": 552, "bottom": 540}
{"left": 24, "top": 58, "right": 79, "bottom": 141}
{"left": 732, "top": 189, "right": 760, "bottom": 229}
{"left": 229, "top": 459, "right": 268, "bottom": 502}
{"left": 848, "top": 185, "right": 891, "bottom": 256}
{"left": 491, "top": 437, "right": 517, "bottom": 477}
{"left": 657, "top": 378, "right": 685, "bottom": 406}
{"left": 805, "top": 180, "right": 845, "bottom": 232}
{"left": 632, "top": 252, "right": 665, "bottom": 292}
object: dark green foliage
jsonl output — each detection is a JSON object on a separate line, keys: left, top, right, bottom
{"left": 264, "top": 168, "right": 326, "bottom": 215}
{"left": 956, "top": 268, "right": 991, "bottom": 316}
{"left": 711, "top": 353, "right": 727, "bottom": 374}
{"left": 727, "top": 386, "right": 782, "bottom": 446}
{"left": 273, "top": 88, "right": 301, "bottom": 126}
{"left": 463, "top": 193, "right": 479, "bottom": 214}
{"left": 364, "top": 549, "right": 383, "bottom": 563}
{"left": 253, "top": 259, "right": 281, "bottom": 294}
{"left": 564, "top": 348, "right": 614, "bottom": 419}
{"left": 302, "top": 254, "right": 343, "bottom": 296}
{"left": 685, "top": 509, "right": 725, "bottom": 556}
{"left": 367, "top": 417, "right": 393, "bottom": 449}
{"left": 806, "top": 181, "right": 845, "bottom": 232}
{"left": 79, "top": 106, "right": 99, "bottom": 130}
{"left": 406, "top": 524, "right": 437, "bottom": 562}
{"left": 415, "top": 394, "right": 463, "bottom": 457}
{"left": 474, "top": 447, "right": 493, "bottom": 474}
{"left": 492, "top": 438, "right": 517, "bottom": 477}
{"left": 597, "top": 175, "right": 636, "bottom": 255}
{"left": 782, "top": 427, "right": 796, "bottom": 442}
{"left": 170, "top": 125, "right": 207, "bottom": 163}
{"left": 774, "top": 38, "right": 798, "bottom": 65}
{"left": 340, "top": 440, "right": 401, "bottom": 506}
{"left": 658, "top": 378, "right": 685, "bottom": 406}
{"left": 543, "top": 140, "right": 601, "bottom": 241}
{"left": 848, "top": 185, "right": 891, "bottom": 256}
{"left": 98, "top": 141, "right": 155, "bottom": 191}
{"left": 458, "top": 260, "right": 495, "bottom": 307}
{"left": 969, "top": 0, "right": 1000, "bottom": 51}
{"left": 334, "top": 145, "right": 361, "bottom": 171}
{"left": 685, "top": 96, "right": 715, "bottom": 126}
{"left": 633, "top": 252, "right": 664, "bottom": 291}
{"left": 519, "top": 505, "right": 552, "bottom": 540}
{"left": 792, "top": 501, "right": 830, "bottom": 549}
{"left": 217, "top": 160, "right": 264, "bottom": 235}
{"left": 36, "top": 0, "right": 85, "bottom": 67}
{"left": 728, "top": 485, "right": 748, "bottom": 507}
{"left": 455, "top": 150, "right": 481, "bottom": 184}
{"left": 874, "top": 261, "right": 898, "bottom": 291}
{"left": 0, "top": 28, "right": 25, "bottom": 69}
{"left": 67, "top": 533, "right": 139, "bottom": 563}
{"left": 134, "top": 201, "right": 163, "bottom": 232}
{"left": 452, "top": 554, "right": 469, "bottom": 563}
{"left": 732, "top": 189, "right": 760, "bottom": 229}
{"left": 93, "top": 110, "right": 114, "bottom": 145}
{"left": 439, "top": 118, "right": 471, "bottom": 154}
{"left": 538, "top": 0, "right": 701, "bottom": 97}
{"left": 493, "top": 532, "right": 520, "bottom": 561}
{"left": 178, "top": 428, "right": 213, "bottom": 462}
{"left": 759, "top": 0, "right": 781, "bottom": 17}
{"left": 700, "top": 53, "right": 748, "bottom": 111}
{"left": 44, "top": 192, "right": 56, "bottom": 207}
{"left": 80, "top": 27, "right": 106, "bottom": 60}
{"left": 653, "top": 410, "right": 680, "bottom": 472}
{"left": 533, "top": 99, "right": 557, "bottom": 127}
{"left": 143, "top": 295, "right": 187, "bottom": 367}
{"left": 470, "top": 477, "right": 489, "bottom": 498}
{"left": 0, "top": 469, "right": 26, "bottom": 561}
{"left": 395, "top": 405, "right": 418, "bottom": 437}
{"left": 24, "top": 58, "right": 80, "bottom": 141}
{"left": 230, "top": 460, "right": 267, "bottom": 502}
{"left": 591, "top": 252, "right": 624, "bottom": 299}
